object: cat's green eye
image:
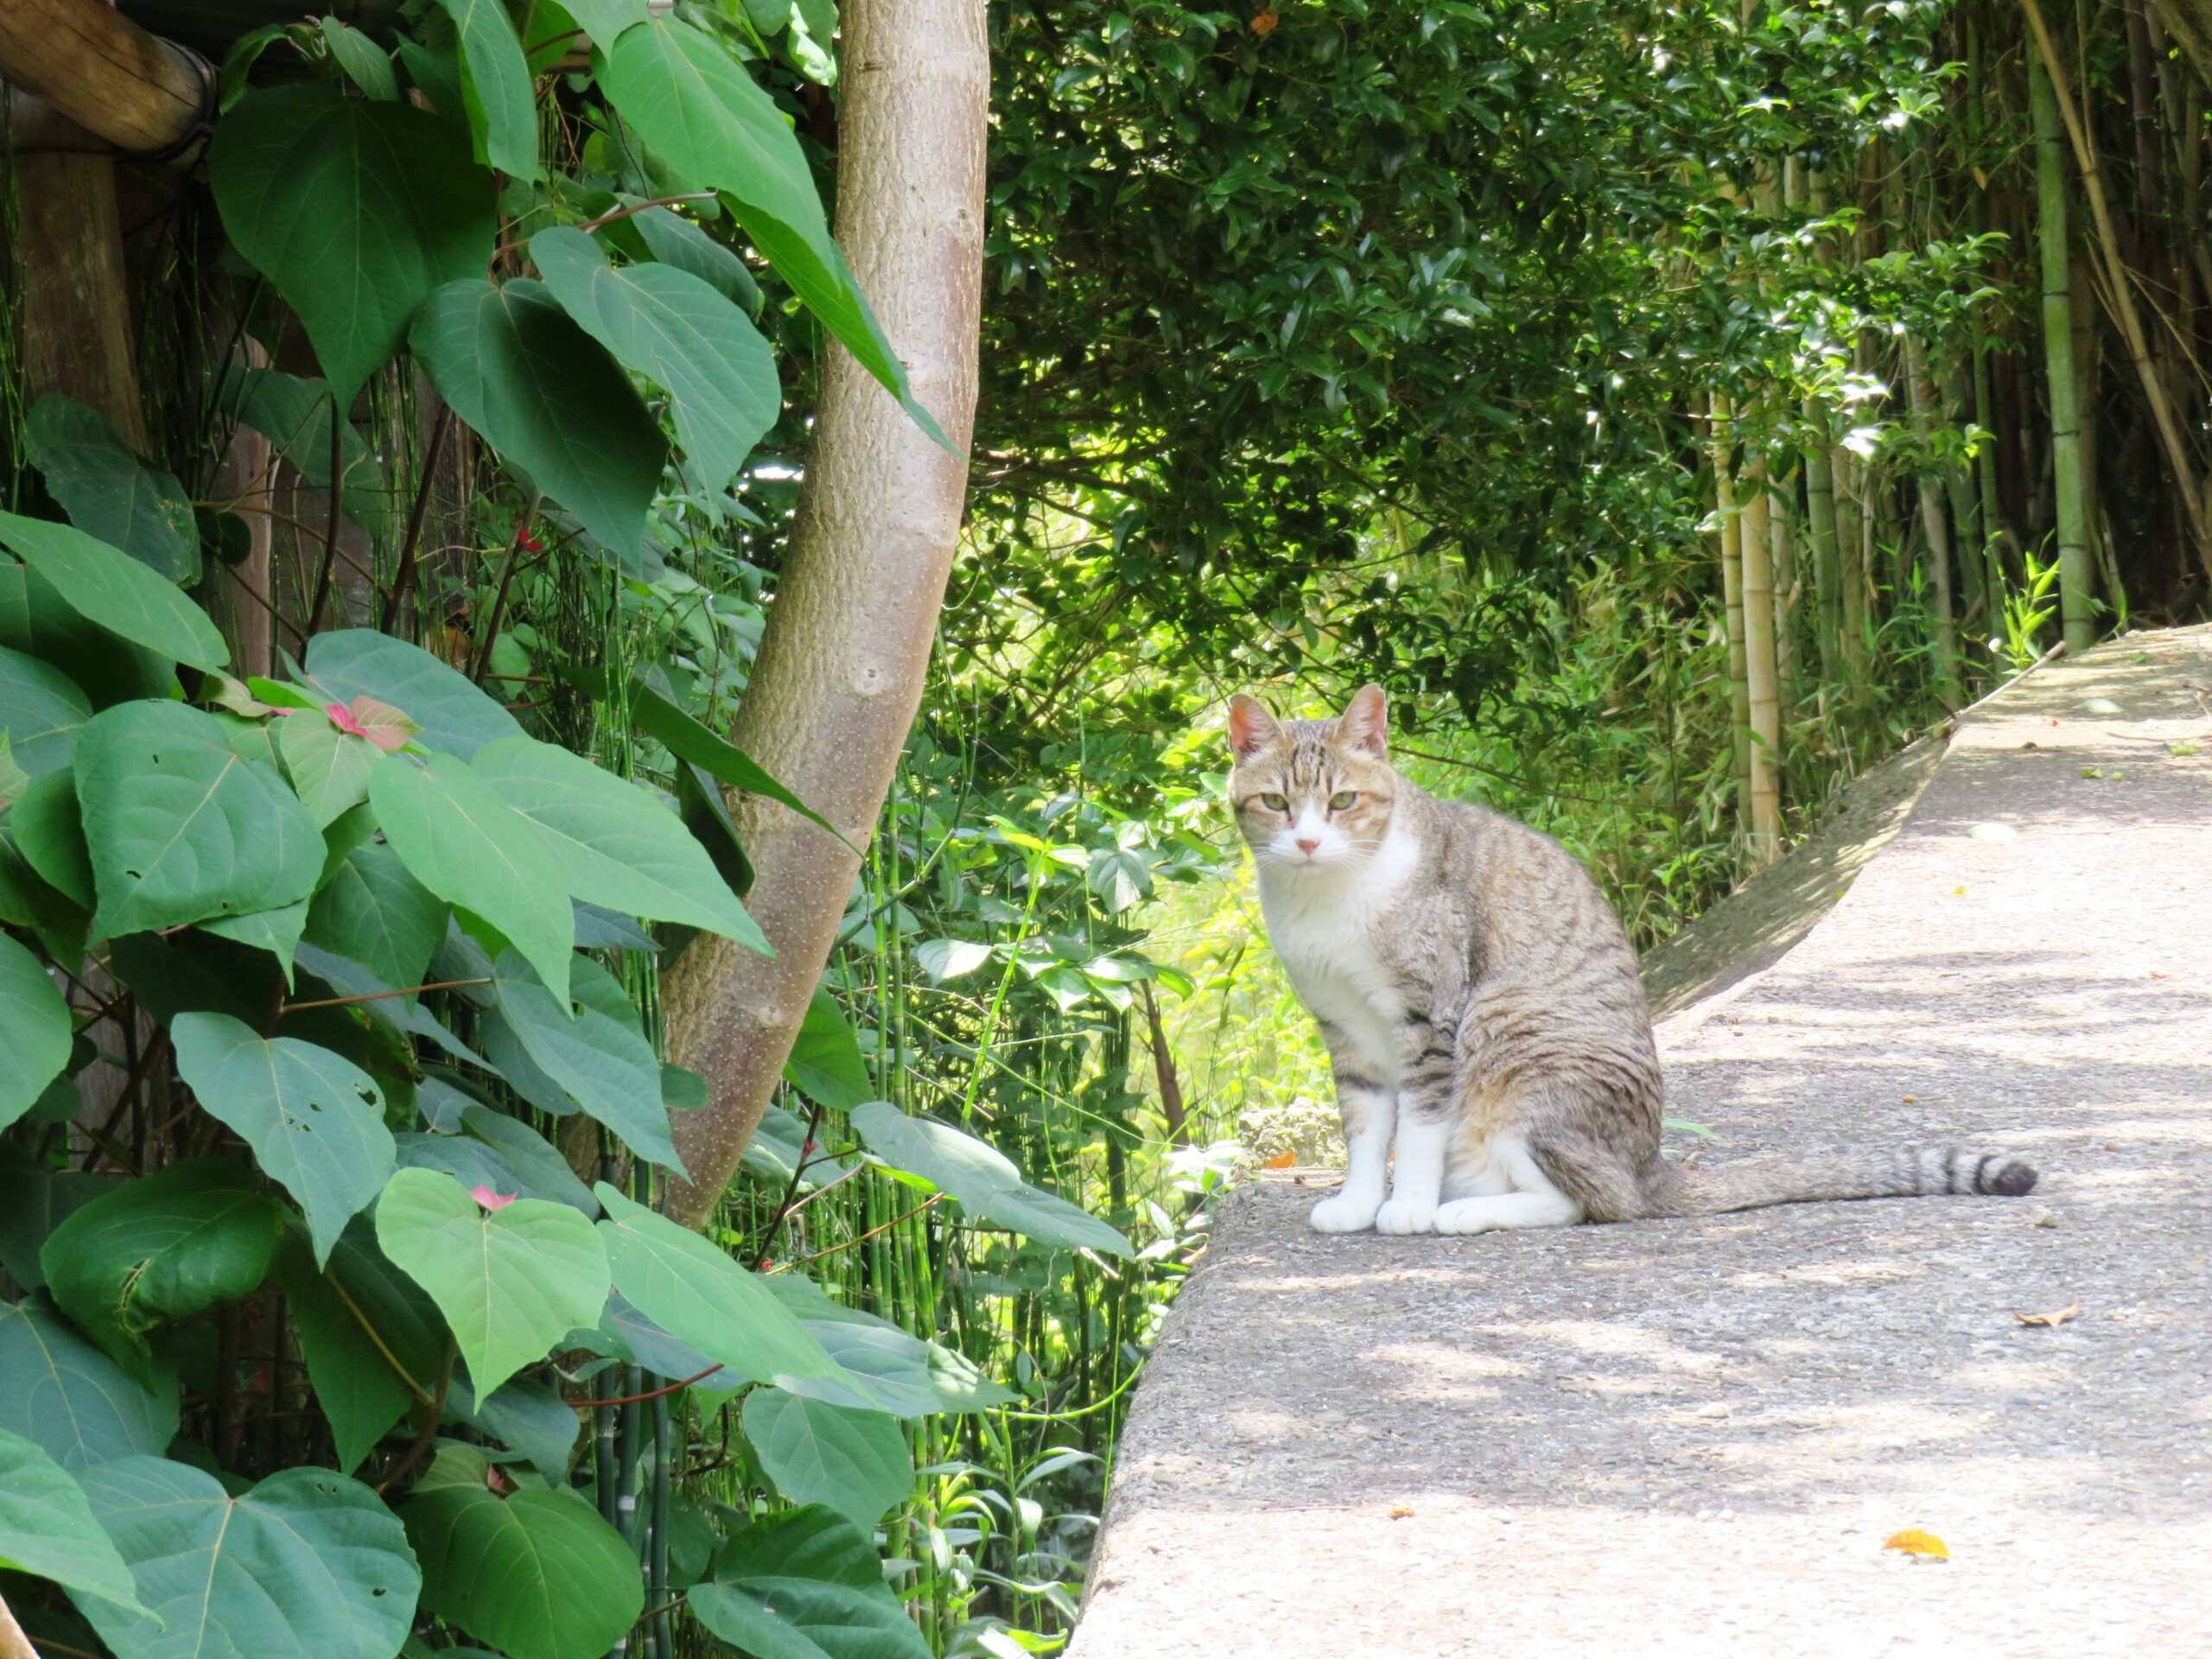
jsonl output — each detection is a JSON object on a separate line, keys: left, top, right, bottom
{"left": 1257, "top": 792, "right": 1288, "bottom": 812}
{"left": 1328, "top": 791, "right": 1358, "bottom": 811}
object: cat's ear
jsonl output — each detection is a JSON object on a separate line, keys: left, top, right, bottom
{"left": 1334, "top": 683, "right": 1389, "bottom": 757}
{"left": 1226, "top": 695, "right": 1281, "bottom": 760}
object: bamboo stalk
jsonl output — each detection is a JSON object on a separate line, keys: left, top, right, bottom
{"left": 1737, "top": 447, "right": 1783, "bottom": 861}
{"left": 2024, "top": 0, "right": 2212, "bottom": 588}
{"left": 0, "top": 0, "right": 210, "bottom": 156}
{"left": 2025, "top": 35, "right": 2097, "bottom": 652}
{"left": 1712, "top": 395, "right": 1752, "bottom": 838}
{"left": 1904, "top": 332, "right": 1963, "bottom": 705}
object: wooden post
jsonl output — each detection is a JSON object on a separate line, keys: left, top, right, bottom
{"left": 0, "top": 0, "right": 208, "bottom": 156}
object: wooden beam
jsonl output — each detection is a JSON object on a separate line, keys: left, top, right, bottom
{"left": 0, "top": 0, "right": 209, "bottom": 156}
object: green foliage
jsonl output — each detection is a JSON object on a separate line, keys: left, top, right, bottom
{"left": 71, "top": 1459, "right": 420, "bottom": 1659}
{"left": 692, "top": 1506, "right": 933, "bottom": 1659}
{"left": 0, "top": 931, "right": 69, "bottom": 1127}
{"left": 0, "top": 510, "right": 225, "bottom": 671}
{"left": 404, "top": 1484, "right": 642, "bottom": 1659}
{"left": 375, "top": 1167, "right": 609, "bottom": 1397}
{"left": 741, "top": 1390, "right": 914, "bottom": 1529}
{"left": 0, "top": 1428, "right": 150, "bottom": 1618}
{"left": 25, "top": 397, "right": 198, "bottom": 583}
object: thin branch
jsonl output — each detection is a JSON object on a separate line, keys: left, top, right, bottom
{"left": 383, "top": 404, "right": 455, "bottom": 632}
{"left": 305, "top": 392, "right": 346, "bottom": 634}
{"left": 280, "top": 977, "right": 489, "bottom": 1014}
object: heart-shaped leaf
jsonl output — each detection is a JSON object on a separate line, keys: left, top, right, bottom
{"left": 0, "top": 510, "right": 226, "bottom": 671}
{"left": 0, "top": 931, "right": 70, "bottom": 1130}
{"left": 691, "top": 1506, "right": 930, "bottom": 1659}
{"left": 785, "top": 986, "right": 872, "bottom": 1112}
{"left": 210, "top": 86, "right": 496, "bottom": 404}
{"left": 403, "top": 1484, "right": 639, "bottom": 1659}
{"left": 169, "top": 1014, "right": 397, "bottom": 1266}
{"left": 370, "top": 753, "right": 574, "bottom": 1001}
{"left": 598, "top": 19, "right": 944, "bottom": 445}
{"left": 75, "top": 701, "right": 325, "bottom": 939}
{"left": 0, "top": 1295, "right": 179, "bottom": 1471}
{"left": 71, "top": 1458, "right": 421, "bottom": 1659}
{"left": 593, "top": 1182, "right": 836, "bottom": 1389}
{"left": 0, "top": 1428, "right": 151, "bottom": 1617}
{"left": 741, "top": 1390, "right": 911, "bottom": 1529}
{"left": 530, "top": 226, "right": 779, "bottom": 490}
{"left": 471, "top": 734, "right": 766, "bottom": 950}
{"left": 426, "top": 0, "right": 538, "bottom": 179}
{"left": 492, "top": 952, "right": 681, "bottom": 1170}
{"left": 376, "top": 1166, "right": 609, "bottom": 1397}
{"left": 633, "top": 204, "right": 761, "bottom": 313}
{"left": 42, "top": 1160, "right": 288, "bottom": 1376}
{"left": 410, "top": 277, "right": 666, "bottom": 561}
{"left": 25, "top": 395, "right": 197, "bottom": 582}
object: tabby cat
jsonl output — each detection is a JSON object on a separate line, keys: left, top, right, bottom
{"left": 1225, "top": 684, "right": 2039, "bottom": 1235}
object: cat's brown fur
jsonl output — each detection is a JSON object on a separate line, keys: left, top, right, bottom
{"left": 1227, "top": 684, "right": 2037, "bottom": 1233}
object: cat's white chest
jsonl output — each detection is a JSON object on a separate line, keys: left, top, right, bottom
{"left": 1257, "top": 830, "right": 1419, "bottom": 1078}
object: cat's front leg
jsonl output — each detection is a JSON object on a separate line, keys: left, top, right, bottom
{"left": 1309, "top": 1060, "right": 1394, "bottom": 1233}
{"left": 1374, "top": 1013, "right": 1457, "bottom": 1234}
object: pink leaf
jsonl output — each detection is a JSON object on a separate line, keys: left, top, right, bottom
{"left": 470, "top": 1185, "right": 518, "bottom": 1212}
{"left": 326, "top": 702, "right": 371, "bottom": 739}
{"left": 346, "top": 694, "right": 420, "bottom": 753}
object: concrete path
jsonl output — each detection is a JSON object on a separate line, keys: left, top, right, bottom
{"left": 1071, "top": 628, "right": 2212, "bottom": 1659}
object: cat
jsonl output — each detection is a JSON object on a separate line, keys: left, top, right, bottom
{"left": 1225, "top": 683, "right": 2038, "bottom": 1235}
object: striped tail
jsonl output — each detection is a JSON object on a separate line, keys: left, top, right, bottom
{"left": 1654, "top": 1144, "right": 2038, "bottom": 1217}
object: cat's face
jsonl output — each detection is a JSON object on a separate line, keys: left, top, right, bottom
{"left": 1225, "top": 684, "right": 1399, "bottom": 874}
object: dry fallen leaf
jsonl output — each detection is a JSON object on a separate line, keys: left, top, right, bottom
{"left": 1389, "top": 1504, "right": 1415, "bottom": 1520}
{"left": 1250, "top": 5, "right": 1279, "bottom": 35}
{"left": 1901, "top": 1094, "right": 1916, "bottom": 1103}
{"left": 1264, "top": 1150, "right": 1295, "bottom": 1170}
{"left": 1884, "top": 1529, "right": 1949, "bottom": 1560}
{"left": 2014, "top": 1300, "right": 2080, "bottom": 1328}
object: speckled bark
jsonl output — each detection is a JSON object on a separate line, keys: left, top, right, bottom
{"left": 658, "top": 0, "right": 987, "bottom": 1229}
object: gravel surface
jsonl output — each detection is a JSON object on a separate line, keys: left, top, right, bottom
{"left": 1068, "top": 628, "right": 2212, "bottom": 1659}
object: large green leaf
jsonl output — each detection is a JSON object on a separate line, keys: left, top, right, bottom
{"left": 0, "top": 644, "right": 92, "bottom": 781}
{"left": 210, "top": 86, "right": 496, "bottom": 404}
{"left": 444, "top": 1374, "right": 577, "bottom": 1485}
{"left": 531, "top": 226, "right": 779, "bottom": 490}
{"left": 404, "top": 1485, "right": 640, "bottom": 1659}
{"left": 741, "top": 1391, "right": 911, "bottom": 1530}
{"left": 598, "top": 19, "right": 946, "bottom": 447}
{"left": 370, "top": 752, "right": 574, "bottom": 1001}
{"left": 42, "top": 1160, "right": 288, "bottom": 1375}
{"left": 493, "top": 952, "right": 681, "bottom": 1170}
{"left": 169, "top": 1014, "right": 397, "bottom": 1267}
{"left": 425, "top": 0, "right": 537, "bottom": 177}
{"left": 633, "top": 204, "right": 762, "bottom": 313}
{"left": 0, "top": 510, "right": 226, "bottom": 671}
{"left": 303, "top": 836, "right": 448, "bottom": 1004}
{"left": 280, "top": 1221, "right": 446, "bottom": 1476}
{"left": 0, "top": 1296, "right": 178, "bottom": 1471}
{"left": 849, "top": 1102, "right": 1132, "bottom": 1258}
{"left": 576, "top": 668, "right": 837, "bottom": 836}
{"left": 593, "top": 1182, "right": 837, "bottom": 1389}
{"left": 376, "top": 1166, "right": 609, "bottom": 1397}
{"left": 764, "top": 1274, "right": 1015, "bottom": 1415}
{"left": 0, "top": 931, "right": 70, "bottom": 1131}
{"left": 276, "top": 710, "right": 380, "bottom": 827}
{"left": 410, "top": 277, "right": 666, "bottom": 561}
{"left": 25, "top": 395, "right": 198, "bottom": 582}
{"left": 0, "top": 1428, "right": 151, "bottom": 1617}
{"left": 785, "top": 985, "right": 873, "bottom": 1111}
{"left": 71, "top": 1458, "right": 421, "bottom": 1659}
{"left": 0, "top": 561, "right": 174, "bottom": 711}
{"left": 692, "top": 1506, "right": 931, "bottom": 1659}
{"left": 461, "top": 1104, "right": 599, "bottom": 1216}
{"left": 472, "top": 734, "right": 767, "bottom": 950}
{"left": 304, "top": 629, "right": 520, "bottom": 760}
{"left": 196, "top": 899, "right": 309, "bottom": 980}
{"left": 563, "top": 0, "right": 650, "bottom": 46}
{"left": 75, "top": 701, "right": 324, "bottom": 938}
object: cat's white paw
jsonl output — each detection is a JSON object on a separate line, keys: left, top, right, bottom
{"left": 1308, "top": 1192, "right": 1381, "bottom": 1233}
{"left": 1374, "top": 1198, "right": 1438, "bottom": 1236}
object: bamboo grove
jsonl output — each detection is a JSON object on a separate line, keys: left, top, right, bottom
{"left": 3, "top": 3, "right": 2210, "bottom": 1659}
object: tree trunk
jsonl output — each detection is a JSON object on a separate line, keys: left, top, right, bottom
{"left": 1738, "top": 450, "right": 1782, "bottom": 862}
{"left": 2027, "top": 41, "right": 2095, "bottom": 652}
{"left": 1904, "top": 333, "right": 1962, "bottom": 707}
{"left": 657, "top": 0, "right": 988, "bottom": 1230}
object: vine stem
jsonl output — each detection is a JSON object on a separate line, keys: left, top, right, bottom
{"left": 304, "top": 391, "right": 346, "bottom": 635}
{"left": 280, "top": 976, "right": 489, "bottom": 1014}
{"left": 750, "top": 1096, "right": 826, "bottom": 1270}
{"left": 381, "top": 403, "right": 455, "bottom": 632}
{"left": 571, "top": 1363, "right": 722, "bottom": 1411}
{"left": 375, "top": 1344, "right": 454, "bottom": 1494}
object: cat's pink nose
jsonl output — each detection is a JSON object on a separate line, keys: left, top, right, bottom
{"left": 1295, "top": 836, "right": 1320, "bottom": 855}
